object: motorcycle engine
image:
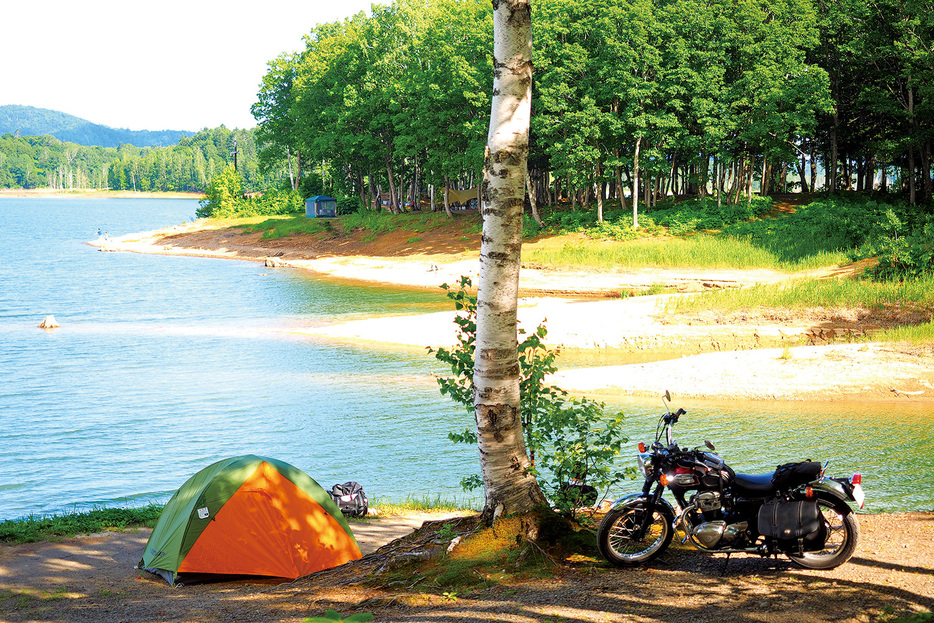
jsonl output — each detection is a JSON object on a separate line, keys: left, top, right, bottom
{"left": 692, "top": 520, "right": 749, "bottom": 549}
{"left": 695, "top": 491, "right": 721, "bottom": 513}
{"left": 689, "top": 492, "right": 748, "bottom": 550}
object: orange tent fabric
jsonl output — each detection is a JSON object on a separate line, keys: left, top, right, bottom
{"left": 178, "top": 461, "right": 361, "bottom": 578}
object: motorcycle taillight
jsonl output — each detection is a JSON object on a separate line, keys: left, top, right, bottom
{"left": 851, "top": 473, "right": 862, "bottom": 485}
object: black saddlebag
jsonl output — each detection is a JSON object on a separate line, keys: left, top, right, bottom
{"left": 771, "top": 461, "right": 822, "bottom": 490}
{"left": 758, "top": 500, "right": 826, "bottom": 550}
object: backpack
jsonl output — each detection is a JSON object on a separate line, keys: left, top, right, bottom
{"left": 329, "top": 481, "right": 368, "bottom": 517}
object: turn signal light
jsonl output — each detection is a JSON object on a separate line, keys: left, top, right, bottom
{"left": 852, "top": 474, "right": 862, "bottom": 485}
{"left": 805, "top": 486, "right": 815, "bottom": 498}
{"left": 639, "top": 442, "right": 647, "bottom": 453}
{"left": 660, "top": 474, "right": 669, "bottom": 486}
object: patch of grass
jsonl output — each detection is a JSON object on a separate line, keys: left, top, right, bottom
{"left": 303, "top": 610, "right": 374, "bottom": 622}
{"left": 875, "top": 320, "right": 934, "bottom": 344}
{"left": 241, "top": 215, "right": 331, "bottom": 239}
{"left": 0, "top": 504, "right": 163, "bottom": 544}
{"left": 880, "top": 613, "right": 933, "bottom": 623}
{"left": 407, "top": 236, "right": 423, "bottom": 244}
{"left": 371, "top": 495, "right": 479, "bottom": 516}
{"left": 666, "top": 275, "right": 934, "bottom": 313}
{"left": 526, "top": 235, "right": 803, "bottom": 271}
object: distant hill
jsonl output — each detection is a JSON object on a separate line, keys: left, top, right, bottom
{"left": 0, "top": 105, "right": 191, "bottom": 148}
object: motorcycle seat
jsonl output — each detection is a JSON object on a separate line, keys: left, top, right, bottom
{"left": 732, "top": 472, "right": 776, "bottom": 495}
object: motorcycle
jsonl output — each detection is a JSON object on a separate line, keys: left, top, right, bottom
{"left": 597, "top": 393, "right": 865, "bottom": 570}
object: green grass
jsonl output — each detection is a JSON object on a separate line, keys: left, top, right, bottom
{"left": 665, "top": 274, "right": 934, "bottom": 314}
{"left": 0, "top": 504, "right": 164, "bottom": 544}
{"left": 233, "top": 210, "right": 455, "bottom": 241}
{"left": 882, "top": 613, "right": 934, "bottom": 623}
{"left": 241, "top": 215, "right": 331, "bottom": 239}
{"left": 370, "top": 494, "right": 478, "bottom": 516}
{"left": 875, "top": 320, "right": 934, "bottom": 344}
{"left": 526, "top": 234, "right": 848, "bottom": 272}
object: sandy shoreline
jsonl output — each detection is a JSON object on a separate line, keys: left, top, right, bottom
{"left": 88, "top": 221, "right": 934, "bottom": 403}
{"left": 0, "top": 188, "right": 204, "bottom": 199}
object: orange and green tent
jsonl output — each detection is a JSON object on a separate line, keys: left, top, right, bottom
{"left": 139, "top": 455, "right": 361, "bottom": 585}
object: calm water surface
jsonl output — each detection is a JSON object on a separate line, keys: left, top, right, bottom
{"left": 0, "top": 197, "right": 931, "bottom": 520}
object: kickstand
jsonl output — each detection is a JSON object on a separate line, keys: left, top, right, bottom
{"left": 719, "top": 552, "right": 732, "bottom": 576}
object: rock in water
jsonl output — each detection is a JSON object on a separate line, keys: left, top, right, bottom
{"left": 38, "top": 315, "right": 60, "bottom": 329}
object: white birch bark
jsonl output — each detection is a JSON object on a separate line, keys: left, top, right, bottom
{"left": 473, "top": 0, "right": 545, "bottom": 518}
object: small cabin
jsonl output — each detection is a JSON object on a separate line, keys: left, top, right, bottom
{"left": 305, "top": 195, "right": 337, "bottom": 218}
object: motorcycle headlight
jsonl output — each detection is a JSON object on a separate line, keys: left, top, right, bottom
{"left": 636, "top": 452, "right": 652, "bottom": 479}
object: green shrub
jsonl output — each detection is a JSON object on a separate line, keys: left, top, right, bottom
{"left": 428, "top": 277, "right": 629, "bottom": 516}
{"left": 197, "top": 165, "right": 243, "bottom": 218}
{"left": 197, "top": 167, "right": 304, "bottom": 219}
{"left": 869, "top": 217, "right": 934, "bottom": 281}
{"left": 649, "top": 195, "right": 773, "bottom": 232}
{"left": 722, "top": 195, "right": 918, "bottom": 269}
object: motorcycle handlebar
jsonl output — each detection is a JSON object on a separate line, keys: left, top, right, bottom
{"left": 664, "top": 407, "right": 686, "bottom": 424}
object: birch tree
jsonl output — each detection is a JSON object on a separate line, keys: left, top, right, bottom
{"left": 473, "top": 0, "right": 547, "bottom": 519}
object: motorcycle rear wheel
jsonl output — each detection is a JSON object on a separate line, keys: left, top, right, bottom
{"left": 788, "top": 497, "right": 859, "bottom": 570}
{"left": 597, "top": 501, "right": 674, "bottom": 567}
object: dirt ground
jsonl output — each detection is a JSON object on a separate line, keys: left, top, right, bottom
{"left": 1, "top": 511, "right": 932, "bottom": 623}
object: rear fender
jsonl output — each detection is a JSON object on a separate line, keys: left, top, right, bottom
{"left": 810, "top": 479, "right": 855, "bottom": 512}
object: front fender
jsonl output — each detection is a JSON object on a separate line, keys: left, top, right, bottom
{"left": 609, "top": 492, "right": 676, "bottom": 517}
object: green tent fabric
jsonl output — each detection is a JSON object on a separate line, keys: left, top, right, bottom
{"left": 138, "top": 455, "right": 361, "bottom": 585}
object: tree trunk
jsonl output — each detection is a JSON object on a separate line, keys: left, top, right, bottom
{"left": 526, "top": 169, "right": 542, "bottom": 226}
{"left": 809, "top": 148, "right": 817, "bottom": 192}
{"left": 760, "top": 156, "right": 768, "bottom": 196}
{"left": 923, "top": 140, "right": 933, "bottom": 203}
{"left": 294, "top": 149, "right": 302, "bottom": 191}
{"left": 796, "top": 154, "right": 809, "bottom": 194}
{"left": 368, "top": 174, "right": 377, "bottom": 210}
{"left": 615, "top": 166, "right": 628, "bottom": 212}
{"left": 385, "top": 154, "right": 399, "bottom": 213}
{"left": 632, "top": 136, "right": 641, "bottom": 228}
{"left": 357, "top": 169, "right": 367, "bottom": 210}
{"left": 595, "top": 161, "right": 604, "bottom": 222}
{"left": 908, "top": 86, "right": 917, "bottom": 206}
{"left": 443, "top": 177, "right": 453, "bottom": 218}
{"left": 474, "top": 0, "right": 545, "bottom": 520}
{"left": 830, "top": 111, "right": 839, "bottom": 193}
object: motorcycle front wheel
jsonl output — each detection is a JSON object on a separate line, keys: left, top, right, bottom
{"left": 597, "top": 501, "right": 674, "bottom": 567}
{"left": 788, "top": 497, "right": 860, "bottom": 570}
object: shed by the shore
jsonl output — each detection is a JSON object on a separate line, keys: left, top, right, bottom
{"left": 306, "top": 195, "right": 337, "bottom": 218}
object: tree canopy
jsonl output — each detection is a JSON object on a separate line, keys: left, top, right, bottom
{"left": 249, "top": 0, "right": 932, "bottom": 213}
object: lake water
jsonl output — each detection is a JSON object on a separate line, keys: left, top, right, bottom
{"left": 0, "top": 197, "right": 931, "bottom": 521}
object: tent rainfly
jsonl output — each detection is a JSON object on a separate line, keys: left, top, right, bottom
{"left": 138, "top": 455, "right": 361, "bottom": 585}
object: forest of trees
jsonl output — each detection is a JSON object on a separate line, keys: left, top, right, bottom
{"left": 0, "top": 127, "right": 284, "bottom": 193}
{"left": 3, "top": 0, "right": 930, "bottom": 215}
{"left": 252, "top": 0, "right": 933, "bottom": 217}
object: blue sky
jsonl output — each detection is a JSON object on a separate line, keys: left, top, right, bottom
{"left": 1, "top": 0, "right": 380, "bottom": 132}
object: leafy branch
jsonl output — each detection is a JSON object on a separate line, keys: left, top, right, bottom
{"left": 428, "top": 277, "right": 631, "bottom": 516}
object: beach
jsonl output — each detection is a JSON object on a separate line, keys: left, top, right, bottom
{"left": 88, "top": 219, "right": 934, "bottom": 403}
